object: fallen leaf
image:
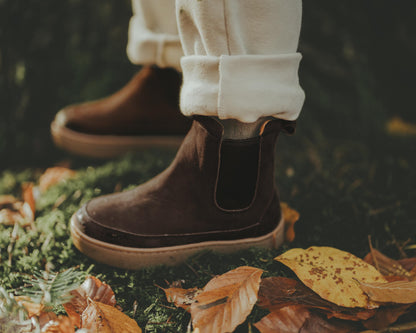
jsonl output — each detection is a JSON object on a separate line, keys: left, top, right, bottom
{"left": 363, "top": 249, "right": 411, "bottom": 280}
{"left": 163, "top": 287, "right": 201, "bottom": 311}
{"left": 22, "top": 182, "right": 36, "bottom": 217}
{"left": 275, "top": 247, "right": 387, "bottom": 308}
{"left": 81, "top": 300, "right": 141, "bottom": 332}
{"left": 40, "top": 315, "right": 75, "bottom": 333}
{"left": 64, "top": 276, "right": 116, "bottom": 328}
{"left": 398, "top": 257, "right": 416, "bottom": 273}
{"left": 258, "top": 277, "right": 376, "bottom": 321}
{"left": 0, "top": 195, "right": 18, "bottom": 206}
{"left": 359, "top": 280, "right": 416, "bottom": 304}
{"left": 281, "top": 202, "right": 300, "bottom": 243}
{"left": 38, "top": 312, "right": 58, "bottom": 327}
{"left": 0, "top": 208, "right": 25, "bottom": 226}
{"left": 300, "top": 312, "right": 357, "bottom": 333}
{"left": 39, "top": 167, "right": 76, "bottom": 192}
{"left": 191, "top": 266, "right": 263, "bottom": 333}
{"left": 15, "top": 296, "right": 44, "bottom": 317}
{"left": 254, "top": 305, "right": 310, "bottom": 333}
{"left": 0, "top": 195, "right": 33, "bottom": 227}
{"left": 362, "top": 304, "right": 412, "bottom": 330}
{"left": 386, "top": 117, "right": 416, "bottom": 136}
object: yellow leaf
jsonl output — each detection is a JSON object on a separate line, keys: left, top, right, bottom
{"left": 386, "top": 117, "right": 416, "bottom": 136}
{"left": 275, "top": 246, "right": 387, "bottom": 308}
{"left": 191, "top": 266, "right": 263, "bottom": 333}
{"left": 81, "top": 300, "right": 141, "bottom": 333}
{"left": 281, "top": 202, "right": 300, "bottom": 243}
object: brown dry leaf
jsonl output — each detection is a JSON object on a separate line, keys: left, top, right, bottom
{"left": 22, "top": 182, "right": 36, "bottom": 216}
{"left": 0, "top": 208, "right": 25, "bottom": 226}
{"left": 281, "top": 202, "right": 300, "bottom": 243}
{"left": 40, "top": 315, "right": 75, "bottom": 333}
{"left": 0, "top": 195, "right": 33, "bottom": 226}
{"left": 15, "top": 296, "right": 44, "bottom": 317}
{"left": 254, "top": 305, "right": 310, "bottom": 333}
{"left": 362, "top": 304, "right": 412, "bottom": 330}
{"left": 258, "top": 277, "right": 376, "bottom": 321}
{"left": 363, "top": 249, "right": 412, "bottom": 280}
{"left": 386, "top": 117, "right": 416, "bottom": 136}
{"left": 39, "top": 167, "right": 76, "bottom": 192}
{"left": 0, "top": 195, "right": 18, "bottom": 206}
{"left": 275, "top": 247, "right": 387, "bottom": 308}
{"left": 38, "top": 312, "right": 58, "bottom": 327}
{"left": 359, "top": 280, "right": 416, "bottom": 304}
{"left": 163, "top": 287, "right": 201, "bottom": 311}
{"left": 398, "top": 257, "right": 416, "bottom": 273}
{"left": 64, "top": 276, "right": 116, "bottom": 328}
{"left": 300, "top": 312, "right": 357, "bottom": 333}
{"left": 190, "top": 266, "right": 263, "bottom": 333}
{"left": 81, "top": 300, "right": 141, "bottom": 332}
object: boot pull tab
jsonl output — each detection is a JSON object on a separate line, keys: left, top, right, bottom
{"left": 280, "top": 120, "right": 296, "bottom": 135}
{"left": 259, "top": 119, "right": 297, "bottom": 136}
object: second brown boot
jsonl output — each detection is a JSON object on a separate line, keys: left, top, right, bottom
{"left": 70, "top": 116, "right": 296, "bottom": 269}
{"left": 51, "top": 66, "right": 191, "bottom": 158}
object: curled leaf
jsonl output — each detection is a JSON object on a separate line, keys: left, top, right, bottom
{"left": 275, "top": 247, "right": 387, "bottom": 308}
{"left": 191, "top": 266, "right": 263, "bottom": 333}
{"left": 163, "top": 287, "right": 201, "bottom": 311}
{"left": 81, "top": 300, "right": 141, "bottom": 332}
{"left": 63, "top": 276, "right": 116, "bottom": 328}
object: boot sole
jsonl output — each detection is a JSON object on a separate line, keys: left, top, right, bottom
{"left": 70, "top": 213, "right": 285, "bottom": 269}
{"left": 51, "top": 119, "right": 184, "bottom": 158}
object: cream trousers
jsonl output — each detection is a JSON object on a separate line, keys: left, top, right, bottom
{"left": 127, "top": 0, "right": 305, "bottom": 123}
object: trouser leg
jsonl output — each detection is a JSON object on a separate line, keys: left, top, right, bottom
{"left": 176, "top": 0, "right": 305, "bottom": 122}
{"left": 127, "top": 0, "right": 183, "bottom": 71}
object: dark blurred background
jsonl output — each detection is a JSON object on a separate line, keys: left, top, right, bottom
{"left": 0, "top": 0, "right": 415, "bottom": 169}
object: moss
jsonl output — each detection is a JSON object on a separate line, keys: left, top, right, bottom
{"left": 0, "top": 130, "right": 415, "bottom": 330}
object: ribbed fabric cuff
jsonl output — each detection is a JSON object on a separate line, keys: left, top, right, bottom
{"left": 180, "top": 54, "right": 305, "bottom": 122}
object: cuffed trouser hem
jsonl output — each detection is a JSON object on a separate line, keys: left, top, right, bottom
{"left": 127, "top": 21, "right": 182, "bottom": 71}
{"left": 180, "top": 54, "right": 305, "bottom": 122}
{"left": 126, "top": 0, "right": 182, "bottom": 71}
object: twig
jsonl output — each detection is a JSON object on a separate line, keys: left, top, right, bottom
{"left": 368, "top": 235, "right": 380, "bottom": 273}
{"left": 186, "top": 262, "right": 199, "bottom": 278}
{"left": 361, "top": 321, "right": 416, "bottom": 333}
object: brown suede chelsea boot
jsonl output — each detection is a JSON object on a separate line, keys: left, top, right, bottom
{"left": 70, "top": 116, "right": 295, "bottom": 269}
{"left": 51, "top": 66, "right": 191, "bottom": 158}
